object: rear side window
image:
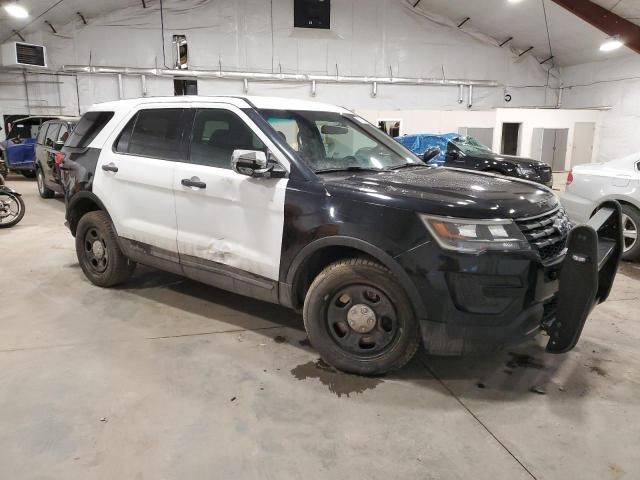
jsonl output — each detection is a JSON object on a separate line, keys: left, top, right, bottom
{"left": 115, "top": 109, "right": 186, "bottom": 161}
{"left": 36, "top": 124, "right": 48, "bottom": 144}
{"left": 66, "top": 111, "right": 114, "bottom": 149}
{"left": 189, "top": 109, "right": 265, "bottom": 168}
{"left": 44, "top": 123, "right": 61, "bottom": 148}
{"left": 57, "top": 124, "right": 72, "bottom": 144}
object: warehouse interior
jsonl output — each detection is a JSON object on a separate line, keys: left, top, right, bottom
{"left": 1, "top": 1, "right": 639, "bottom": 479}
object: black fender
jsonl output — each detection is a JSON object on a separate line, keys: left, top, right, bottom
{"left": 282, "top": 235, "right": 428, "bottom": 321}
{"left": 66, "top": 191, "right": 114, "bottom": 236}
{"left": 0, "top": 185, "right": 20, "bottom": 195}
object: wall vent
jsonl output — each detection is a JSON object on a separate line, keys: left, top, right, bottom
{"left": 294, "top": 0, "right": 330, "bottom": 29}
{"left": 1, "top": 42, "right": 47, "bottom": 68}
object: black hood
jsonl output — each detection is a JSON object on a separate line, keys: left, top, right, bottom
{"left": 321, "top": 166, "right": 558, "bottom": 219}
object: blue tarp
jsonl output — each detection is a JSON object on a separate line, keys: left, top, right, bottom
{"left": 395, "top": 133, "right": 459, "bottom": 165}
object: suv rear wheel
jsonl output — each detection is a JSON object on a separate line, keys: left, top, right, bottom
{"left": 621, "top": 204, "right": 640, "bottom": 261}
{"left": 303, "top": 258, "right": 420, "bottom": 376}
{"left": 36, "top": 168, "right": 54, "bottom": 198}
{"left": 75, "top": 211, "right": 136, "bottom": 287}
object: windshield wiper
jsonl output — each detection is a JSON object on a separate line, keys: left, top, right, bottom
{"left": 315, "top": 166, "right": 387, "bottom": 174}
{"left": 388, "top": 163, "right": 428, "bottom": 170}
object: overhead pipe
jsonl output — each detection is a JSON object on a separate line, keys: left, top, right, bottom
{"left": 311, "top": 79, "right": 317, "bottom": 97}
{"left": 467, "top": 84, "right": 473, "bottom": 109}
{"left": 457, "top": 84, "right": 464, "bottom": 104}
{"left": 61, "top": 65, "right": 500, "bottom": 88}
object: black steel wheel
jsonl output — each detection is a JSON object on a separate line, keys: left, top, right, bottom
{"left": 303, "top": 258, "right": 420, "bottom": 375}
{"left": 75, "top": 211, "right": 136, "bottom": 287}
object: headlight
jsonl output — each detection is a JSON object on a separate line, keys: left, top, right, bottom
{"left": 420, "top": 214, "right": 531, "bottom": 253}
{"left": 516, "top": 165, "right": 537, "bottom": 177}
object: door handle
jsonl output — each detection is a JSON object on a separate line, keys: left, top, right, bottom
{"left": 181, "top": 177, "right": 206, "bottom": 189}
{"left": 102, "top": 163, "right": 118, "bottom": 173}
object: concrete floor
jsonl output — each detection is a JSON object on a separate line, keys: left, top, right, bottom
{"left": 1, "top": 176, "right": 639, "bottom": 480}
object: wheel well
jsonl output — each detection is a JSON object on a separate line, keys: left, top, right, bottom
{"left": 68, "top": 197, "right": 103, "bottom": 236}
{"left": 591, "top": 199, "right": 640, "bottom": 217}
{"left": 291, "top": 246, "right": 376, "bottom": 310}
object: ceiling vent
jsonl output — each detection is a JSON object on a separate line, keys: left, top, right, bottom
{"left": 1, "top": 42, "right": 47, "bottom": 68}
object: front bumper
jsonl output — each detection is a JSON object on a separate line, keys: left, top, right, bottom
{"left": 396, "top": 202, "right": 622, "bottom": 355}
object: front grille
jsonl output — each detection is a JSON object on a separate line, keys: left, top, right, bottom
{"left": 516, "top": 207, "right": 570, "bottom": 262}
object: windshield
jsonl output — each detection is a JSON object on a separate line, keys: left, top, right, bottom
{"left": 258, "top": 109, "right": 422, "bottom": 172}
{"left": 450, "top": 136, "right": 492, "bottom": 155}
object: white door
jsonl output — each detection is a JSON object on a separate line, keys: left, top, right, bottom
{"left": 93, "top": 105, "right": 190, "bottom": 254}
{"left": 572, "top": 122, "right": 596, "bottom": 167}
{"left": 173, "top": 104, "right": 289, "bottom": 281}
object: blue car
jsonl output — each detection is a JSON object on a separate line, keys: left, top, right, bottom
{"left": 0, "top": 116, "right": 61, "bottom": 178}
{"left": 395, "top": 132, "right": 553, "bottom": 187}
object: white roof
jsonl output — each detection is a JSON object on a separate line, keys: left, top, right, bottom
{"left": 88, "top": 95, "right": 350, "bottom": 114}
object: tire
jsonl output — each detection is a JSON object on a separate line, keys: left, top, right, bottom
{"left": 75, "top": 211, "right": 136, "bottom": 287}
{"left": 0, "top": 192, "right": 25, "bottom": 228}
{"left": 621, "top": 204, "right": 640, "bottom": 262}
{"left": 303, "top": 258, "right": 421, "bottom": 376}
{"left": 36, "top": 168, "right": 55, "bottom": 199}
{"left": 21, "top": 170, "right": 36, "bottom": 179}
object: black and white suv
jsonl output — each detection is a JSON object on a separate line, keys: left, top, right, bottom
{"left": 63, "top": 96, "right": 622, "bottom": 375}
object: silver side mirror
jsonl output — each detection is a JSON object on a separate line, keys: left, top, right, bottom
{"left": 231, "top": 150, "right": 269, "bottom": 177}
{"left": 231, "top": 149, "right": 286, "bottom": 178}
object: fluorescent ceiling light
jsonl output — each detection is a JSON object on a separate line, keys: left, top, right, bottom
{"left": 508, "top": 0, "right": 524, "bottom": 3}
{"left": 600, "top": 37, "right": 624, "bottom": 52}
{"left": 4, "top": 2, "right": 29, "bottom": 18}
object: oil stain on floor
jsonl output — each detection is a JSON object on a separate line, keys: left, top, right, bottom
{"left": 291, "top": 359, "right": 383, "bottom": 397}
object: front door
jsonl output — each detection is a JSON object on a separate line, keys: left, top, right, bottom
{"left": 172, "top": 104, "right": 289, "bottom": 287}
{"left": 93, "top": 105, "right": 190, "bottom": 257}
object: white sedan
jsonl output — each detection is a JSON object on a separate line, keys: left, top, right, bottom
{"left": 560, "top": 153, "right": 640, "bottom": 261}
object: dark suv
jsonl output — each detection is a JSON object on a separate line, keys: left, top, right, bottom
{"left": 62, "top": 96, "right": 621, "bottom": 376}
{"left": 396, "top": 133, "right": 553, "bottom": 188}
{"left": 35, "top": 118, "right": 79, "bottom": 198}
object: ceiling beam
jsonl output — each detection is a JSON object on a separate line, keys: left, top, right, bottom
{"left": 551, "top": 0, "right": 640, "bottom": 55}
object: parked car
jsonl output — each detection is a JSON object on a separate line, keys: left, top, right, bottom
{"left": 0, "top": 116, "right": 68, "bottom": 178}
{"left": 62, "top": 96, "right": 620, "bottom": 375}
{"left": 561, "top": 153, "right": 640, "bottom": 261}
{"left": 395, "top": 133, "right": 553, "bottom": 188}
{"left": 34, "top": 117, "right": 79, "bottom": 198}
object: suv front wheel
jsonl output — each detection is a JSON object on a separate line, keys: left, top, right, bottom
{"left": 303, "top": 258, "right": 421, "bottom": 376}
{"left": 75, "top": 211, "right": 136, "bottom": 287}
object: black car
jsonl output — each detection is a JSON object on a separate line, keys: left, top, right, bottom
{"left": 396, "top": 133, "right": 553, "bottom": 188}
{"left": 34, "top": 117, "right": 79, "bottom": 198}
{"left": 62, "top": 96, "right": 620, "bottom": 376}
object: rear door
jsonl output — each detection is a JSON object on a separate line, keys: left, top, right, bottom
{"left": 40, "top": 122, "right": 60, "bottom": 182}
{"left": 93, "top": 105, "right": 190, "bottom": 257}
{"left": 172, "top": 103, "right": 289, "bottom": 284}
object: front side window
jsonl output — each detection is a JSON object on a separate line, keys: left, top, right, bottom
{"left": 116, "top": 109, "right": 186, "bottom": 161}
{"left": 189, "top": 109, "right": 265, "bottom": 169}
{"left": 259, "top": 109, "right": 419, "bottom": 172}
{"left": 44, "top": 123, "right": 61, "bottom": 148}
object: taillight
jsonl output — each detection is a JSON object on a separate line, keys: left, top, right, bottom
{"left": 566, "top": 169, "right": 573, "bottom": 186}
{"left": 54, "top": 152, "right": 65, "bottom": 167}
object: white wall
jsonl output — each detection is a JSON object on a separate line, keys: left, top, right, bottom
{"left": 561, "top": 54, "right": 640, "bottom": 163}
{"left": 0, "top": 0, "right": 559, "bottom": 140}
